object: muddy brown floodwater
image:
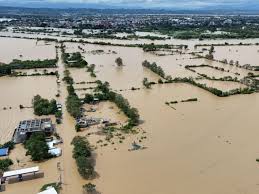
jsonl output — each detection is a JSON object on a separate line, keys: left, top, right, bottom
{"left": 1, "top": 35, "right": 259, "bottom": 194}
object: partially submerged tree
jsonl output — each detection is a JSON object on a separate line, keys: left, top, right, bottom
{"left": 83, "top": 183, "right": 97, "bottom": 194}
{"left": 143, "top": 78, "right": 151, "bottom": 89}
{"left": 32, "top": 95, "right": 57, "bottom": 116}
{"left": 115, "top": 57, "right": 123, "bottom": 66}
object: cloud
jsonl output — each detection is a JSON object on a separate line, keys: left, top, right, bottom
{"left": 0, "top": 0, "right": 258, "bottom": 9}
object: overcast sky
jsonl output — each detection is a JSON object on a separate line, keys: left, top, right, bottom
{"left": 0, "top": 0, "right": 258, "bottom": 9}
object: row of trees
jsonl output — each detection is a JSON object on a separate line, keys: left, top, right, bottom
{"left": 71, "top": 136, "right": 95, "bottom": 179}
{"left": 0, "top": 59, "right": 57, "bottom": 76}
{"left": 84, "top": 81, "right": 140, "bottom": 128}
{"left": 168, "top": 77, "right": 255, "bottom": 97}
{"left": 9, "top": 59, "right": 57, "bottom": 69}
{"left": 66, "top": 84, "right": 82, "bottom": 118}
{"left": 142, "top": 60, "right": 165, "bottom": 78}
{"left": 63, "top": 69, "right": 74, "bottom": 85}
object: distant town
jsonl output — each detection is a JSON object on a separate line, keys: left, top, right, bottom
{"left": 1, "top": 7, "right": 259, "bottom": 39}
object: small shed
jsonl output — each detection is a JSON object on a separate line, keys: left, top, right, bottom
{"left": 38, "top": 187, "right": 58, "bottom": 194}
{"left": 48, "top": 148, "right": 62, "bottom": 157}
{"left": 0, "top": 148, "right": 9, "bottom": 157}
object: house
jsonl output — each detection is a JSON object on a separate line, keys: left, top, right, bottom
{"left": 38, "top": 187, "right": 58, "bottom": 194}
{"left": 47, "top": 140, "right": 62, "bottom": 157}
{"left": 13, "top": 118, "right": 55, "bottom": 144}
{"left": 76, "top": 117, "right": 100, "bottom": 128}
{"left": 1, "top": 166, "right": 42, "bottom": 184}
{"left": 48, "top": 148, "right": 62, "bottom": 157}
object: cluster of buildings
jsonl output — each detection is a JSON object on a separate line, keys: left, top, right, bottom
{"left": 1, "top": 11, "right": 259, "bottom": 33}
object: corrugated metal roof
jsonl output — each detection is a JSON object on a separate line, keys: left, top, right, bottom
{"left": 3, "top": 166, "right": 39, "bottom": 178}
{"left": 38, "top": 187, "right": 58, "bottom": 194}
{"left": 0, "top": 148, "right": 8, "bottom": 157}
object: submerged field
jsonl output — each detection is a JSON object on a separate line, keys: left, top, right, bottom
{"left": 0, "top": 35, "right": 259, "bottom": 194}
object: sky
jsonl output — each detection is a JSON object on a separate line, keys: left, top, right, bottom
{"left": 0, "top": 0, "right": 259, "bottom": 9}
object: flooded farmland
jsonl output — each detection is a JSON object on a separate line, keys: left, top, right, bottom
{"left": 1, "top": 35, "right": 259, "bottom": 194}
{"left": 0, "top": 37, "right": 56, "bottom": 63}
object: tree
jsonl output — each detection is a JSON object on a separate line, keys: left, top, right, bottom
{"left": 32, "top": 95, "right": 57, "bottom": 116}
{"left": 158, "top": 78, "right": 163, "bottom": 84}
{"left": 83, "top": 183, "right": 96, "bottom": 194}
{"left": 84, "top": 94, "right": 94, "bottom": 103}
{"left": 205, "top": 53, "right": 214, "bottom": 60}
{"left": 143, "top": 78, "right": 151, "bottom": 89}
{"left": 25, "top": 132, "right": 50, "bottom": 161}
{"left": 0, "top": 159, "right": 13, "bottom": 171}
{"left": 115, "top": 57, "right": 123, "bottom": 66}
{"left": 209, "top": 45, "right": 214, "bottom": 54}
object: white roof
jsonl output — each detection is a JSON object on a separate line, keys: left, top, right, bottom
{"left": 47, "top": 142, "right": 55, "bottom": 149}
{"left": 3, "top": 166, "right": 39, "bottom": 178}
{"left": 48, "top": 148, "right": 62, "bottom": 157}
{"left": 38, "top": 187, "right": 58, "bottom": 194}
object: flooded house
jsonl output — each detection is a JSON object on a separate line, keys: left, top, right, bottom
{"left": 13, "top": 118, "right": 55, "bottom": 143}
{"left": 76, "top": 117, "right": 100, "bottom": 128}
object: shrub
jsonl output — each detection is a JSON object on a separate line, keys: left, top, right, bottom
{"left": 0, "top": 158, "right": 13, "bottom": 171}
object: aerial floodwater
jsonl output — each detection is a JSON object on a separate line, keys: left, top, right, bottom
{"left": 0, "top": 7, "right": 259, "bottom": 194}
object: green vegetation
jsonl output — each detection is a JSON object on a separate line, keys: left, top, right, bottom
{"left": 40, "top": 182, "right": 61, "bottom": 193}
{"left": 143, "top": 77, "right": 152, "bottom": 89}
{"left": 63, "top": 69, "right": 74, "bottom": 84}
{"left": 0, "top": 59, "right": 57, "bottom": 76}
{"left": 63, "top": 52, "right": 88, "bottom": 68}
{"left": 0, "top": 141, "right": 15, "bottom": 151}
{"left": 165, "top": 98, "right": 197, "bottom": 105}
{"left": 115, "top": 57, "right": 123, "bottom": 66}
{"left": 142, "top": 25, "right": 259, "bottom": 40}
{"left": 95, "top": 81, "right": 140, "bottom": 127}
{"left": 66, "top": 84, "right": 82, "bottom": 118}
{"left": 87, "top": 64, "right": 96, "bottom": 77}
{"left": 142, "top": 43, "right": 186, "bottom": 52}
{"left": 142, "top": 60, "right": 165, "bottom": 78}
{"left": 0, "top": 158, "right": 13, "bottom": 171}
{"left": 61, "top": 39, "right": 184, "bottom": 50}
{"left": 12, "top": 71, "right": 58, "bottom": 77}
{"left": 158, "top": 78, "right": 164, "bottom": 84}
{"left": 166, "top": 77, "right": 255, "bottom": 97}
{"left": 181, "top": 98, "right": 198, "bottom": 102}
{"left": 24, "top": 132, "right": 50, "bottom": 161}
{"left": 83, "top": 81, "right": 140, "bottom": 130}
{"left": 9, "top": 59, "right": 57, "bottom": 69}
{"left": 71, "top": 136, "right": 94, "bottom": 179}
{"left": 32, "top": 95, "right": 57, "bottom": 116}
{"left": 83, "top": 183, "right": 97, "bottom": 194}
